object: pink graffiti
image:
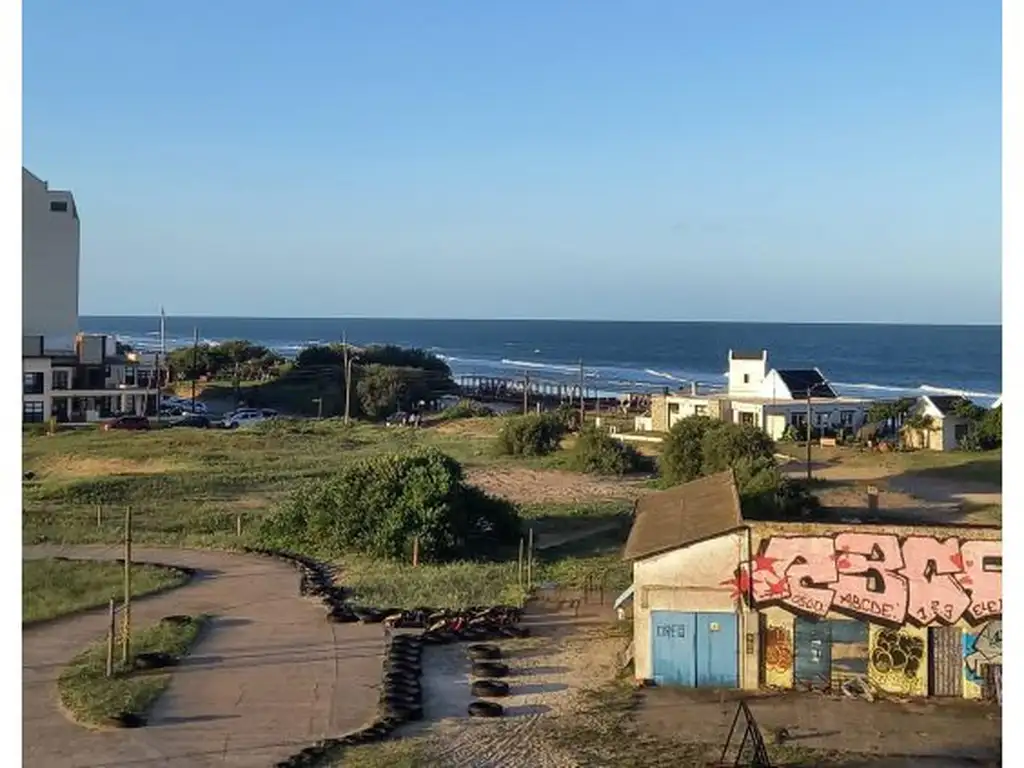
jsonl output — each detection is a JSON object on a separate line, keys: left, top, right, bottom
{"left": 902, "top": 537, "right": 971, "bottom": 625}
{"left": 746, "top": 534, "right": 1001, "bottom": 626}
{"left": 832, "top": 533, "right": 908, "bottom": 623}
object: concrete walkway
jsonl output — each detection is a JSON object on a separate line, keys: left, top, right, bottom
{"left": 23, "top": 545, "right": 384, "bottom": 768}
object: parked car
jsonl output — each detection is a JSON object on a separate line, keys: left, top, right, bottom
{"left": 103, "top": 415, "right": 151, "bottom": 431}
{"left": 168, "top": 414, "right": 210, "bottom": 429}
{"left": 222, "top": 410, "right": 266, "bottom": 429}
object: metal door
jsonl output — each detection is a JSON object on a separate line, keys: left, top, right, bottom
{"left": 794, "top": 617, "right": 832, "bottom": 690}
{"left": 695, "top": 613, "right": 739, "bottom": 688}
{"left": 828, "top": 620, "right": 869, "bottom": 689}
{"left": 651, "top": 611, "right": 697, "bottom": 687}
{"left": 929, "top": 626, "right": 964, "bottom": 697}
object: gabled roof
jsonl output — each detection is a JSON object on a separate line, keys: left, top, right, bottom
{"left": 922, "top": 395, "right": 971, "bottom": 417}
{"left": 622, "top": 470, "right": 744, "bottom": 561}
{"left": 775, "top": 369, "right": 837, "bottom": 399}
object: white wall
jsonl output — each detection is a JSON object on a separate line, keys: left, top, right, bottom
{"left": 666, "top": 396, "right": 713, "bottom": 427}
{"left": 22, "top": 169, "right": 80, "bottom": 352}
{"left": 633, "top": 531, "right": 759, "bottom": 688}
{"left": 727, "top": 352, "right": 768, "bottom": 398}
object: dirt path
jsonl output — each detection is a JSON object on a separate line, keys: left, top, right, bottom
{"left": 465, "top": 467, "right": 645, "bottom": 506}
{"left": 23, "top": 544, "right": 384, "bottom": 768}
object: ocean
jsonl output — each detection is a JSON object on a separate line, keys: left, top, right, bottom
{"left": 79, "top": 317, "right": 1002, "bottom": 406}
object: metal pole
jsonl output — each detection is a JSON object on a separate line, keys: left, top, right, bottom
{"left": 518, "top": 538, "right": 525, "bottom": 588}
{"left": 106, "top": 598, "right": 116, "bottom": 677}
{"left": 121, "top": 506, "right": 133, "bottom": 665}
{"left": 190, "top": 327, "right": 199, "bottom": 411}
{"left": 806, "top": 392, "right": 813, "bottom": 481}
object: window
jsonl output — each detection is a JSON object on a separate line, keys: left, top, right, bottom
{"left": 790, "top": 412, "right": 807, "bottom": 427}
{"left": 49, "top": 200, "right": 68, "bottom": 212}
{"left": 124, "top": 367, "right": 137, "bottom": 386}
{"left": 816, "top": 411, "right": 832, "bottom": 426}
{"left": 694, "top": 405, "right": 707, "bottom": 416}
{"left": 23, "top": 401, "right": 45, "bottom": 423}
{"left": 739, "top": 411, "right": 754, "bottom": 426}
{"left": 743, "top": 374, "right": 750, "bottom": 384}
{"left": 668, "top": 402, "right": 680, "bottom": 415}
{"left": 839, "top": 410, "right": 855, "bottom": 426}
{"left": 23, "top": 372, "right": 44, "bottom": 394}
{"left": 52, "top": 370, "right": 70, "bottom": 390}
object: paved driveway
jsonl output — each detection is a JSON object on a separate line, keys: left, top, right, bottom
{"left": 23, "top": 545, "right": 384, "bottom": 768}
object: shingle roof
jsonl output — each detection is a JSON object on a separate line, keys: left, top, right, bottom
{"left": 622, "top": 470, "right": 744, "bottom": 561}
{"left": 925, "top": 395, "right": 971, "bottom": 416}
{"left": 776, "top": 369, "right": 837, "bottom": 399}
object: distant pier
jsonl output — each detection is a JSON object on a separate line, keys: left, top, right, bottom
{"left": 455, "top": 375, "right": 651, "bottom": 413}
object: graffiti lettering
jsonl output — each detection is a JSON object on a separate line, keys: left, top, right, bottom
{"left": 964, "top": 620, "right": 1001, "bottom": 683}
{"left": 734, "top": 534, "right": 1001, "bottom": 627}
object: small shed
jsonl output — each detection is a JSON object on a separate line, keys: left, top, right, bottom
{"left": 623, "top": 470, "right": 759, "bottom": 689}
{"left": 904, "top": 395, "right": 975, "bottom": 451}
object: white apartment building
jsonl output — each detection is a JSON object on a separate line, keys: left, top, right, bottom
{"left": 22, "top": 167, "right": 154, "bottom": 423}
{"left": 23, "top": 168, "right": 80, "bottom": 353}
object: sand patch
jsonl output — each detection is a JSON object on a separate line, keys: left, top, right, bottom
{"left": 33, "top": 456, "right": 193, "bottom": 481}
{"left": 466, "top": 467, "right": 645, "bottom": 505}
{"left": 414, "top": 615, "right": 626, "bottom": 768}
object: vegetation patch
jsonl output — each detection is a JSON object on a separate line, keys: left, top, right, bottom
{"left": 436, "top": 399, "right": 495, "bottom": 421}
{"left": 495, "top": 412, "right": 569, "bottom": 457}
{"left": 566, "top": 426, "right": 649, "bottom": 475}
{"left": 57, "top": 615, "right": 207, "bottom": 727}
{"left": 23, "top": 558, "right": 190, "bottom": 624}
{"left": 257, "top": 447, "right": 521, "bottom": 561}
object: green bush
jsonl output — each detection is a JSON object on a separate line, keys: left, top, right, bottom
{"left": 657, "top": 416, "right": 718, "bottom": 485}
{"left": 495, "top": 413, "right": 567, "bottom": 457}
{"left": 566, "top": 426, "right": 646, "bottom": 475}
{"left": 256, "top": 447, "right": 520, "bottom": 561}
{"left": 438, "top": 400, "right": 494, "bottom": 421}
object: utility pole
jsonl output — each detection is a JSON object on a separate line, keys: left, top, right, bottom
{"left": 805, "top": 390, "right": 814, "bottom": 481}
{"left": 342, "top": 332, "right": 353, "bottom": 424}
{"left": 523, "top": 372, "right": 530, "bottom": 415}
{"left": 190, "top": 327, "right": 199, "bottom": 412}
{"left": 578, "top": 359, "right": 585, "bottom": 427}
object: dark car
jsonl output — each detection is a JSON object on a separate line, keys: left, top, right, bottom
{"left": 169, "top": 414, "right": 210, "bottom": 429}
{"left": 103, "top": 415, "right": 151, "bottom": 431}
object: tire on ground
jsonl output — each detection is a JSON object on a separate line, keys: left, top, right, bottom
{"left": 471, "top": 679, "right": 510, "bottom": 698}
{"left": 468, "top": 700, "right": 504, "bottom": 718}
{"left": 471, "top": 661, "right": 510, "bottom": 678}
{"left": 467, "top": 643, "right": 501, "bottom": 661}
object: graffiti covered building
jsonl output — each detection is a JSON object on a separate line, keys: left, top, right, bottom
{"left": 623, "top": 471, "right": 1002, "bottom": 700}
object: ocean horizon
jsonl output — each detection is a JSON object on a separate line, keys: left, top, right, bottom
{"left": 79, "top": 316, "right": 1002, "bottom": 406}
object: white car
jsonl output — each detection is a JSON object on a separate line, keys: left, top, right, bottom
{"left": 223, "top": 410, "right": 265, "bottom": 429}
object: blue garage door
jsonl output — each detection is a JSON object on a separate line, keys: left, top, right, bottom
{"left": 696, "top": 613, "right": 739, "bottom": 687}
{"left": 651, "top": 611, "right": 697, "bottom": 686}
{"left": 794, "top": 617, "right": 832, "bottom": 690}
{"left": 651, "top": 611, "right": 738, "bottom": 688}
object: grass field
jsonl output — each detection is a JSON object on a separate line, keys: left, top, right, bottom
{"left": 57, "top": 615, "right": 206, "bottom": 727}
{"left": 23, "top": 558, "right": 191, "bottom": 624}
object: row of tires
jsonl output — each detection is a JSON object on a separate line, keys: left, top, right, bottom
{"left": 244, "top": 547, "right": 527, "bottom": 768}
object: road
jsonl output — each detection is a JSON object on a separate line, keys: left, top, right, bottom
{"left": 23, "top": 545, "right": 384, "bottom": 768}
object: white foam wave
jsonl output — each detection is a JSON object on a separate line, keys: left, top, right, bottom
{"left": 918, "top": 383, "right": 1000, "bottom": 400}
{"left": 500, "top": 358, "right": 580, "bottom": 374}
{"left": 644, "top": 369, "right": 687, "bottom": 383}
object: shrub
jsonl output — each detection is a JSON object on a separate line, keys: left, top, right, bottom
{"left": 700, "top": 422, "right": 776, "bottom": 475}
{"left": 658, "top": 416, "right": 718, "bottom": 485}
{"left": 438, "top": 400, "right": 494, "bottom": 421}
{"left": 567, "top": 426, "right": 646, "bottom": 475}
{"left": 256, "top": 447, "right": 520, "bottom": 561}
{"left": 495, "top": 413, "right": 567, "bottom": 457}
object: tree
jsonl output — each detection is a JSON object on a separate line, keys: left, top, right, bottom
{"left": 567, "top": 426, "right": 646, "bottom": 475}
{"left": 700, "top": 423, "right": 776, "bottom": 475}
{"left": 495, "top": 413, "right": 567, "bottom": 457}
{"left": 658, "top": 416, "right": 718, "bottom": 485}
{"left": 356, "top": 364, "right": 408, "bottom": 419}
{"left": 256, "top": 448, "right": 521, "bottom": 561}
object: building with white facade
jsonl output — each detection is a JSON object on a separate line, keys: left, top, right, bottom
{"left": 23, "top": 168, "right": 154, "bottom": 423}
{"left": 643, "top": 349, "right": 872, "bottom": 439}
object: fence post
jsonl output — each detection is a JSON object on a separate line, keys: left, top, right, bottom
{"left": 121, "top": 506, "right": 133, "bottom": 665}
{"left": 527, "top": 528, "right": 534, "bottom": 591}
{"left": 96, "top": 505, "right": 102, "bottom": 529}
{"left": 236, "top": 513, "right": 242, "bottom": 538}
{"left": 106, "top": 598, "right": 116, "bottom": 677}
{"left": 412, "top": 536, "right": 420, "bottom": 567}
{"left": 517, "top": 538, "right": 525, "bottom": 589}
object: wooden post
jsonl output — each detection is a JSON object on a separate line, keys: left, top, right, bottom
{"left": 805, "top": 393, "right": 813, "bottom": 481}
{"left": 517, "top": 538, "right": 525, "bottom": 588}
{"left": 527, "top": 528, "right": 534, "bottom": 590}
{"left": 866, "top": 485, "right": 879, "bottom": 513}
{"left": 106, "top": 598, "right": 116, "bottom": 677}
{"left": 236, "top": 513, "right": 242, "bottom": 537}
{"left": 121, "top": 506, "right": 133, "bottom": 665}
{"left": 96, "top": 505, "right": 102, "bottom": 529}
{"left": 412, "top": 536, "right": 420, "bottom": 567}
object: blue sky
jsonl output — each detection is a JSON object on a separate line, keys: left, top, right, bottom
{"left": 23, "top": 1, "right": 1001, "bottom": 323}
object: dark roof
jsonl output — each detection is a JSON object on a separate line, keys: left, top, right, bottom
{"left": 776, "top": 369, "right": 837, "bottom": 399}
{"left": 730, "top": 349, "right": 765, "bottom": 360}
{"left": 622, "top": 470, "right": 744, "bottom": 561}
{"left": 925, "top": 395, "right": 971, "bottom": 416}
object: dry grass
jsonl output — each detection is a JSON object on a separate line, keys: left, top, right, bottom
{"left": 466, "top": 467, "right": 647, "bottom": 506}
{"left": 33, "top": 456, "right": 195, "bottom": 481}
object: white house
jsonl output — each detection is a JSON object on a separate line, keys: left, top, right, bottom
{"left": 647, "top": 349, "right": 871, "bottom": 439}
{"left": 22, "top": 167, "right": 152, "bottom": 423}
{"left": 903, "top": 395, "right": 975, "bottom": 452}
